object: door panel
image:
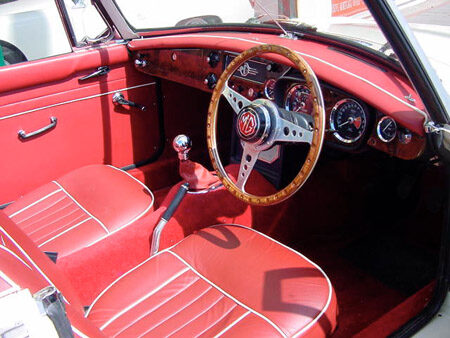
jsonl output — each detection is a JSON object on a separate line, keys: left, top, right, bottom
{"left": 0, "top": 44, "right": 160, "bottom": 204}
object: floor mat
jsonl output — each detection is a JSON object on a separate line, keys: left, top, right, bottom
{"left": 340, "top": 233, "right": 437, "bottom": 295}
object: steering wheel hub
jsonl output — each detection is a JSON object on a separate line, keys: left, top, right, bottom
{"left": 236, "top": 103, "right": 271, "bottom": 145}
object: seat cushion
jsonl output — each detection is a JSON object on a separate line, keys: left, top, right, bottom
{"left": 86, "top": 225, "right": 337, "bottom": 337}
{"left": 4, "top": 165, "right": 154, "bottom": 258}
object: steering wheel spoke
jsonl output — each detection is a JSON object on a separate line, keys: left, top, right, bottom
{"left": 275, "top": 117, "right": 314, "bottom": 144}
{"left": 207, "top": 44, "right": 325, "bottom": 205}
{"left": 222, "top": 84, "right": 252, "bottom": 115}
{"left": 236, "top": 143, "right": 260, "bottom": 191}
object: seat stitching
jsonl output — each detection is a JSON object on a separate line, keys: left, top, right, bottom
{"left": 52, "top": 181, "right": 109, "bottom": 234}
{"left": 8, "top": 187, "right": 62, "bottom": 218}
{"left": 86, "top": 249, "right": 178, "bottom": 317}
{"left": 196, "top": 303, "right": 238, "bottom": 337}
{"left": 27, "top": 208, "right": 83, "bottom": 236}
{"left": 33, "top": 213, "right": 87, "bottom": 243}
{"left": 166, "top": 295, "right": 227, "bottom": 337}
{"left": 15, "top": 195, "right": 67, "bottom": 225}
{"left": 213, "top": 311, "right": 251, "bottom": 337}
{"left": 85, "top": 165, "right": 155, "bottom": 247}
{"left": 208, "top": 224, "right": 333, "bottom": 338}
{"left": 99, "top": 267, "right": 189, "bottom": 330}
{"left": 112, "top": 276, "right": 200, "bottom": 337}
{"left": 166, "top": 250, "right": 287, "bottom": 337}
{"left": 136, "top": 286, "right": 216, "bottom": 338}
{"left": 37, "top": 217, "right": 92, "bottom": 248}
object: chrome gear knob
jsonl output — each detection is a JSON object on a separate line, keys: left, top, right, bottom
{"left": 173, "top": 134, "right": 192, "bottom": 161}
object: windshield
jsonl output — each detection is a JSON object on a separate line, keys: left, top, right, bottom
{"left": 114, "top": 0, "right": 450, "bottom": 93}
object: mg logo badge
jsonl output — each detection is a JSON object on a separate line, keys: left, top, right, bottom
{"left": 238, "top": 110, "right": 258, "bottom": 137}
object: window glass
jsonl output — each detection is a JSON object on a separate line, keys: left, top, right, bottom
{"left": 0, "top": 0, "right": 72, "bottom": 65}
{"left": 63, "top": 0, "right": 108, "bottom": 45}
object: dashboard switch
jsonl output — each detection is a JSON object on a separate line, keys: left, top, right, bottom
{"left": 204, "top": 73, "right": 218, "bottom": 89}
{"left": 206, "top": 52, "right": 220, "bottom": 68}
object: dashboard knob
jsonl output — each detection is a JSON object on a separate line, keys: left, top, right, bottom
{"left": 206, "top": 52, "right": 220, "bottom": 68}
{"left": 204, "top": 73, "right": 218, "bottom": 89}
{"left": 135, "top": 59, "right": 147, "bottom": 68}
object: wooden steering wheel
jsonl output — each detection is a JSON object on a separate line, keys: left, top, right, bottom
{"left": 207, "top": 44, "right": 325, "bottom": 206}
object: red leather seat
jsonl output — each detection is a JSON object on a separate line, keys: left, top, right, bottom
{"left": 0, "top": 211, "right": 337, "bottom": 337}
{"left": 86, "top": 225, "right": 338, "bottom": 337}
{"left": 4, "top": 165, "right": 154, "bottom": 258}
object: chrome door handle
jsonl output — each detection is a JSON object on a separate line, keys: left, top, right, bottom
{"left": 112, "top": 92, "right": 147, "bottom": 111}
{"left": 18, "top": 117, "right": 57, "bottom": 140}
{"left": 79, "top": 66, "right": 110, "bottom": 81}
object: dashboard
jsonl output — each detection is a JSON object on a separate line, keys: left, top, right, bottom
{"left": 132, "top": 47, "right": 426, "bottom": 160}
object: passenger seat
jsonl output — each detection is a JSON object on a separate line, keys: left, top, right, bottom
{"left": 3, "top": 165, "right": 154, "bottom": 258}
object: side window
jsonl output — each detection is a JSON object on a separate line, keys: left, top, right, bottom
{"left": 0, "top": 0, "right": 72, "bottom": 65}
{"left": 62, "top": 0, "right": 109, "bottom": 46}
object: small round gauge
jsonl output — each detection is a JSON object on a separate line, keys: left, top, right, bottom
{"left": 264, "top": 78, "right": 277, "bottom": 100}
{"left": 330, "top": 98, "right": 368, "bottom": 143}
{"left": 377, "top": 116, "right": 397, "bottom": 143}
{"left": 284, "top": 84, "right": 312, "bottom": 114}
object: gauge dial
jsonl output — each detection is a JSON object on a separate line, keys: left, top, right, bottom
{"left": 284, "top": 84, "right": 312, "bottom": 114}
{"left": 264, "top": 78, "right": 277, "bottom": 100}
{"left": 377, "top": 116, "right": 397, "bottom": 143}
{"left": 330, "top": 99, "right": 367, "bottom": 143}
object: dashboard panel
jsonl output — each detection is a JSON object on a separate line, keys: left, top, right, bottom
{"left": 133, "top": 47, "right": 425, "bottom": 160}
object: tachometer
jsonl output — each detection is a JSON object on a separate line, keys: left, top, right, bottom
{"left": 377, "top": 116, "right": 397, "bottom": 142}
{"left": 284, "top": 84, "right": 312, "bottom": 114}
{"left": 330, "top": 99, "right": 367, "bottom": 143}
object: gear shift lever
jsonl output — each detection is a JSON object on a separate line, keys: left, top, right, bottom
{"left": 173, "top": 134, "right": 220, "bottom": 190}
{"left": 172, "top": 135, "right": 192, "bottom": 161}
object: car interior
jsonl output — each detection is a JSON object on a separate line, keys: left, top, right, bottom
{"left": 0, "top": 2, "right": 448, "bottom": 337}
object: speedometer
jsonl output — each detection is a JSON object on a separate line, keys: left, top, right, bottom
{"left": 284, "top": 84, "right": 312, "bottom": 114}
{"left": 330, "top": 99, "right": 368, "bottom": 144}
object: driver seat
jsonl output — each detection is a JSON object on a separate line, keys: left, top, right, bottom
{"left": 0, "top": 211, "right": 337, "bottom": 337}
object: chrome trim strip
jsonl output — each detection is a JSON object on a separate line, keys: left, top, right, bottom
{"left": 0, "top": 82, "right": 156, "bottom": 121}
{"left": 142, "top": 34, "right": 428, "bottom": 122}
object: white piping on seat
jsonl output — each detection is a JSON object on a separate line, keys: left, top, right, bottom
{"left": 99, "top": 267, "right": 189, "bottom": 330}
{"left": 213, "top": 310, "right": 251, "bottom": 337}
{"left": 209, "top": 224, "right": 333, "bottom": 338}
{"left": 0, "top": 245, "right": 32, "bottom": 269}
{"left": 86, "top": 165, "right": 155, "bottom": 247}
{"left": 196, "top": 303, "right": 238, "bottom": 337}
{"left": 166, "top": 250, "right": 287, "bottom": 337}
{"left": 71, "top": 326, "right": 89, "bottom": 338}
{"left": 0, "top": 227, "right": 55, "bottom": 288}
{"left": 37, "top": 217, "right": 92, "bottom": 248}
{"left": 85, "top": 248, "right": 175, "bottom": 316}
{"left": 52, "top": 181, "right": 109, "bottom": 234}
{"left": 135, "top": 285, "right": 214, "bottom": 338}
{"left": 8, "top": 188, "right": 62, "bottom": 218}
{"left": 112, "top": 276, "right": 201, "bottom": 337}
{"left": 166, "top": 294, "right": 227, "bottom": 337}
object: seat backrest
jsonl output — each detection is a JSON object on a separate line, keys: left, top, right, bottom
{"left": 0, "top": 211, "right": 103, "bottom": 337}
